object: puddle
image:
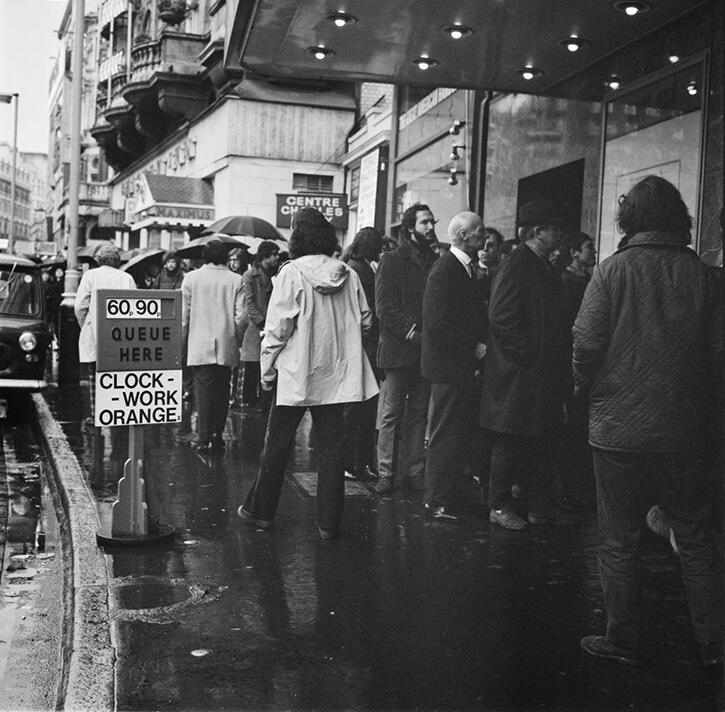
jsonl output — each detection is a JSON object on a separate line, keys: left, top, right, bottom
{"left": 115, "top": 580, "right": 190, "bottom": 610}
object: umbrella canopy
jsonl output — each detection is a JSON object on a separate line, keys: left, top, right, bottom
{"left": 201, "top": 215, "right": 284, "bottom": 241}
{"left": 120, "top": 248, "right": 166, "bottom": 282}
{"left": 241, "top": 237, "right": 288, "bottom": 255}
{"left": 174, "top": 234, "right": 249, "bottom": 260}
{"left": 77, "top": 244, "right": 100, "bottom": 264}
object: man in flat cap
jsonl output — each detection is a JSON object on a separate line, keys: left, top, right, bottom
{"left": 480, "top": 199, "right": 575, "bottom": 529}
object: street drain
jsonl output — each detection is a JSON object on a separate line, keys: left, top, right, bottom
{"left": 115, "top": 581, "right": 190, "bottom": 610}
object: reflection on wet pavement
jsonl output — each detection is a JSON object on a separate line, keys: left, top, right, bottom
{"left": 43, "top": 386, "right": 723, "bottom": 711}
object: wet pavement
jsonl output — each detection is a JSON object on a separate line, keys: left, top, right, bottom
{"left": 44, "top": 383, "right": 724, "bottom": 711}
{"left": 0, "top": 394, "right": 63, "bottom": 711}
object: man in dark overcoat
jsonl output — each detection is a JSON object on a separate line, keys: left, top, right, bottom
{"left": 422, "top": 212, "right": 487, "bottom": 521}
{"left": 480, "top": 199, "right": 573, "bottom": 529}
{"left": 374, "top": 203, "right": 438, "bottom": 494}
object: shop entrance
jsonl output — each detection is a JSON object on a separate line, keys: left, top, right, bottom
{"left": 516, "top": 159, "right": 585, "bottom": 238}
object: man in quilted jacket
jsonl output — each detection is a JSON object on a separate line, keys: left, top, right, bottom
{"left": 574, "top": 175, "right": 724, "bottom": 667}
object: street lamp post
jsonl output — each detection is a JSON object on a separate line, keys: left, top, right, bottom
{"left": 58, "top": 0, "right": 85, "bottom": 386}
{"left": 0, "top": 93, "right": 18, "bottom": 254}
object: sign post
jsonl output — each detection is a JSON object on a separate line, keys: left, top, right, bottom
{"left": 95, "top": 289, "right": 181, "bottom": 547}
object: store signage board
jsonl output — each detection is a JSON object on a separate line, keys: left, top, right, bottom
{"left": 95, "top": 289, "right": 182, "bottom": 426}
{"left": 276, "top": 193, "right": 348, "bottom": 229}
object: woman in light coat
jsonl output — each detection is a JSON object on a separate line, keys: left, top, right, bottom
{"left": 238, "top": 209, "right": 378, "bottom": 539}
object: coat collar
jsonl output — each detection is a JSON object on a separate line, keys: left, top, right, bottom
{"left": 618, "top": 231, "right": 692, "bottom": 252}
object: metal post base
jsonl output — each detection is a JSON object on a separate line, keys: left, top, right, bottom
{"left": 96, "top": 524, "right": 175, "bottom": 548}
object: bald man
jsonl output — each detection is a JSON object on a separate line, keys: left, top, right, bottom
{"left": 421, "top": 212, "right": 487, "bottom": 521}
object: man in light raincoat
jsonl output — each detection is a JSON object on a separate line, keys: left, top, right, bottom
{"left": 238, "top": 208, "right": 378, "bottom": 539}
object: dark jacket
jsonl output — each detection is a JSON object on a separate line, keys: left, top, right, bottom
{"left": 422, "top": 251, "right": 484, "bottom": 384}
{"left": 347, "top": 257, "right": 379, "bottom": 370}
{"left": 561, "top": 268, "right": 590, "bottom": 390}
{"left": 573, "top": 231, "right": 723, "bottom": 452}
{"left": 480, "top": 243, "right": 568, "bottom": 436}
{"left": 240, "top": 264, "right": 273, "bottom": 361}
{"left": 155, "top": 268, "right": 184, "bottom": 290}
{"left": 375, "top": 237, "right": 437, "bottom": 370}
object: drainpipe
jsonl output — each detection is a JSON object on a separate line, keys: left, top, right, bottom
{"left": 475, "top": 90, "right": 492, "bottom": 219}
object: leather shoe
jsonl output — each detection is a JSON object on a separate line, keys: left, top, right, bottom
{"left": 424, "top": 504, "right": 459, "bottom": 522}
{"left": 237, "top": 507, "right": 274, "bottom": 530}
{"left": 489, "top": 507, "right": 527, "bottom": 530}
{"left": 190, "top": 440, "right": 213, "bottom": 454}
{"left": 580, "top": 635, "right": 642, "bottom": 666}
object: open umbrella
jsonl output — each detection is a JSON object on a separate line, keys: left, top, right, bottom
{"left": 120, "top": 248, "right": 166, "bottom": 283}
{"left": 201, "top": 215, "right": 284, "bottom": 241}
{"left": 241, "top": 237, "right": 288, "bottom": 255}
{"left": 174, "top": 234, "right": 249, "bottom": 260}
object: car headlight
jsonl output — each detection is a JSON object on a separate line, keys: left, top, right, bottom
{"left": 19, "top": 332, "right": 37, "bottom": 352}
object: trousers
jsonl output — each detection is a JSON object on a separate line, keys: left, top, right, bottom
{"left": 243, "top": 402, "right": 346, "bottom": 531}
{"left": 376, "top": 366, "right": 429, "bottom": 482}
{"left": 424, "top": 381, "right": 472, "bottom": 508}
{"left": 193, "top": 364, "right": 231, "bottom": 442}
{"left": 593, "top": 448, "right": 723, "bottom": 648}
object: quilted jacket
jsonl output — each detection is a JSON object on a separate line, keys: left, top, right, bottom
{"left": 572, "top": 231, "right": 723, "bottom": 452}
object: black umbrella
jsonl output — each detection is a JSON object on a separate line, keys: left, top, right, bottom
{"left": 174, "top": 234, "right": 249, "bottom": 260}
{"left": 201, "top": 215, "right": 284, "bottom": 241}
{"left": 120, "top": 248, "right": 166, "bottom": 282}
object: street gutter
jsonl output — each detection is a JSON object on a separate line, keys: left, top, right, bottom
{"left": 32, "top": 393, "right": 114, "bottom": 711}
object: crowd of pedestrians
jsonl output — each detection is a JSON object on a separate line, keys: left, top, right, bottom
{"left": 75, "top": 174, "right": 723, "bottom": 669}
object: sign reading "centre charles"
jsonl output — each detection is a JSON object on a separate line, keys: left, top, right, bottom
{"left": 276, "top": 193, "right": 348, "bottom": 229}
{"left": 95, "top": 289, "right": 182, "bottom": 427}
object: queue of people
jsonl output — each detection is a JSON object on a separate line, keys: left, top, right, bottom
{"left": 74, "top": 174, "right": 723, "bottom": 669}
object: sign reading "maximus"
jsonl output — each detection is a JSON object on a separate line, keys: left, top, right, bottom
{"left": 95, "top": 289, "right": 182, "bottom": 427}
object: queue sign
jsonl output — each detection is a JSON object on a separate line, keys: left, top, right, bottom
{"left": 95, "top": 289, "right": 182, "bottom": 427}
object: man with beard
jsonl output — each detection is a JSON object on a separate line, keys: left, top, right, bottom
{"left": 374, "top": 203, "right": 438, "bottom": 495}
{"left": 154, "top": 251, "right": 184, "bottom": 290}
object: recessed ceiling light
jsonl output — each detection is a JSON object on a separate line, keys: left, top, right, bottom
{"left": 558, "top": 36, "right": 589, "bottom": 52}
{"left": 307, "top": 45, "right": 335, "bottom": 60}
{"left": 442, "top": 23, "right": 474, "bottom": 40}
{"left": 614, "top": 1, "right": 650, "bottom": 16}
{"left": 687, "top": 79, "right": 698, "bottom": 96}
{"left": 412, "top": 55, "right": 439, "bottom": 70}
{"left": 326, "top": 12, "right": 357, "bottom": 27}
{"left": 605, "top": 74, "right": 622, "bottom": 90}
{"left": 668, "top": 52, "right": 680, "bottom": 64}
{"left": 517, "top": 66, "right": 543, "bottom": 80}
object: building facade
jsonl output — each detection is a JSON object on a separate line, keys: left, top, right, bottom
{"left": 222, "top": 0, "right": 723, "bottom": 264}
{"left": 86, "top": 0, "right": 359, "bottom": 251}
{"left": 49, "top": 0, "right": 116, "bottom": 252}
{"left": 0, "top": 144, "right": 50, "bottom": 252}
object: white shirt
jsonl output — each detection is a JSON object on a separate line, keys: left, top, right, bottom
{"left": 449, "top": 245, "right": 473, "bottom": 277}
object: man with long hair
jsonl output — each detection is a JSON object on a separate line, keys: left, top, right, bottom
{"left": 374, "top": 203, "right": 438, "bottom": 494}
{"left": 575, "top": 175, "right": 723, "bottom": 667}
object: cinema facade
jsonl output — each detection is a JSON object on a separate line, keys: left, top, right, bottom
{"left": 223, "top": 0, "right": 723, "bottom": 262}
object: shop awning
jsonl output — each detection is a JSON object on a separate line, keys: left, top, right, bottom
{"left": 127, "top": 174, "right": 215, "bottom": 231}
{"left": 225, "top": 0, "right": 708, "bottom": 94}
